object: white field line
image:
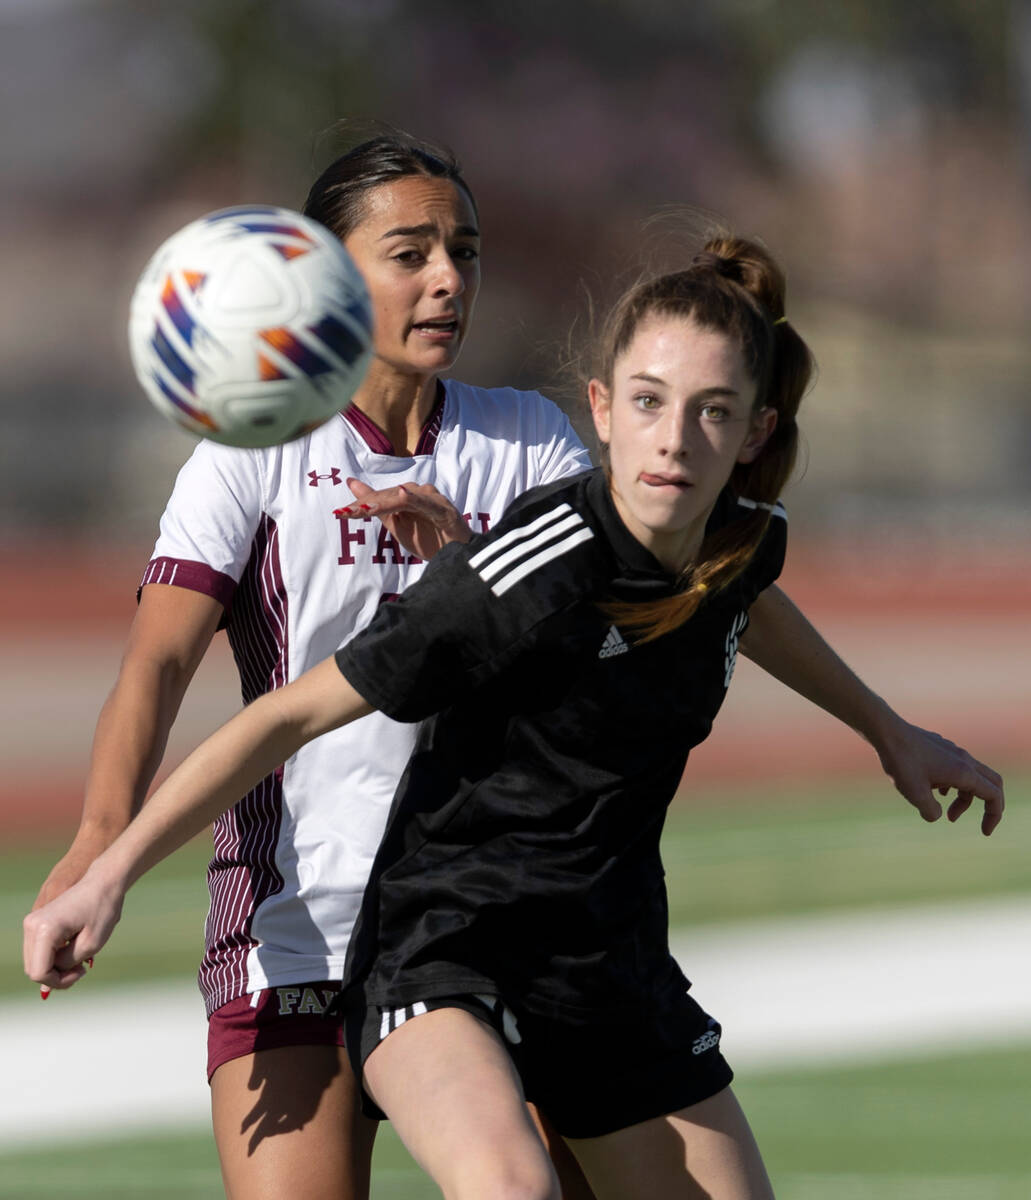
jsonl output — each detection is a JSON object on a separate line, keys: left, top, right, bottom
{"left": 2, "top": 896, "right": 1029, "bottom": 1149}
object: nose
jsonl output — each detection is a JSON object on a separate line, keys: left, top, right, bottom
{"left": 430, "top": 252, "right": 465, "bottom": 298}
{"left": 659, "top": 403, "right": 693, "bottom": 459}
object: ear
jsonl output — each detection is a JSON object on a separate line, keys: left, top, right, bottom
{"left": 588, "top": 379, "right": 611, "bottom": 445}
{"left": 737, "top": 406, "right": 777, "bottom": 464}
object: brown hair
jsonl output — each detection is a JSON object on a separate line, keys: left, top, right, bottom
{"left": 596, "top": 234, "right": 814, "bottom": 641}
{"left": 302, "top": 125, "right": 477, "bottom": 241}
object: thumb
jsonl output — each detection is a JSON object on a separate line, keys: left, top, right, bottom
{"left": 346, "top": 477, "right": 374, "bottom": 502}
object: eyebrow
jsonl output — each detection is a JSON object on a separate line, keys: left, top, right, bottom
{"left": 379, "top": 223, "right": 480, "bottom": 240}
{"left": 629, "top": 372, "right": 740, "bottom": 397}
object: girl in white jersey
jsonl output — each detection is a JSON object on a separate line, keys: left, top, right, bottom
{"left": 31, "top": 131, "right": 594, "bottom": 1200}
{"left": 26, "top": 236, "right": 1005, "bottom": 1198}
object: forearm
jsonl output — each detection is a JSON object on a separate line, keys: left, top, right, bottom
{"left": 75, "top": 659, "right": 192, "bottom": 843}
{"left": 740, "top": 585, "right": 901, "bottom": 749}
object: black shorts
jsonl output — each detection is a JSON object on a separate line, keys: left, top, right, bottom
{"left": 344, "top": 987, "right": 734, "bottom": 1140}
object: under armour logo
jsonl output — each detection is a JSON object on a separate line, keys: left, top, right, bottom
{"left": 308, "top": 468, "right": 343, "bottom": 487}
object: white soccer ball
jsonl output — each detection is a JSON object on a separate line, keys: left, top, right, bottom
{"left": 128, "top": 205, "right": 373, "bottom": 448}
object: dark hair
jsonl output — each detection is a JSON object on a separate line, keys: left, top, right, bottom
{"left": 302, "top": 127, "right": 477, "bottom": 241}
{"left": 596, "top": 234, "right": 815, "bottom": 642}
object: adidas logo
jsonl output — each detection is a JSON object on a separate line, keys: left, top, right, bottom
{"left": 692, "top": 1029, "right": 721, "bottom": 1056}
{"left": 598, "top": 625, "right": 629, "bottom": 659}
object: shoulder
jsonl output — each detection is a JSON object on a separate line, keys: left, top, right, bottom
{"left": 455, "top": 469, "right": 606, "bottom": 605}
{"left": 443, "top": 380, "right": 572, "bottom": 436}
{"left": 716, "top": 491, "right": 788, "bottom": 595}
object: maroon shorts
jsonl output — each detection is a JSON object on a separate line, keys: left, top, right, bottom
{"left": 207, "top": 981, "right": 345, "bottom": 1080}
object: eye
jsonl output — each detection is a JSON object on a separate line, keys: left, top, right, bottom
{"left": 633, "top": 392, "right": 661, "bottom": 411}
{"left": 392, "top": 248, "right": 425, "bottom": 266}
{"left": 451, "top": 245, "right": 480, "bottom": 263}
{"left": 701, "top": 401, "right": 730, "bottom": 421}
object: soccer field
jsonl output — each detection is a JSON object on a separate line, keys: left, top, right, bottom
{"left": 1, "top": 1043, "right": 1029, "bottom": 1200}
{"left": 3, "top": 775, "right": 1028, "bottom": 1197}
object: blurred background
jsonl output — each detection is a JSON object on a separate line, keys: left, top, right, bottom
{"left": 3, "top": 0, "right": 1030, "bottom": 548}
{"left": 1, "top": 2, "right": 1029, "bottom": 1197}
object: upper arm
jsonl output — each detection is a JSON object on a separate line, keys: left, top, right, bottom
{"left": 150, "top": 441, "right": 264, "bottom": 583}
{"left": 124, "top": 584, "right": 224, "bottom": 692}
{"left": 738, "top": 583, "right": 785, "bottom": 658}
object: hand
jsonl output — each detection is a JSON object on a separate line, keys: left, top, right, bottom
{"left": 334, "top": 477, "right": 472, "bottom": 560}
{"left": 875, "top": 720, "right": 1005, "bottom": 836}
{"left": 23, "top": 869, "right": 125, "bottom": 992}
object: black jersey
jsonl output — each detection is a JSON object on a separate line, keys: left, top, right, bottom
{"left": 335, "top": 467, "right": 786, "bottom": 1024}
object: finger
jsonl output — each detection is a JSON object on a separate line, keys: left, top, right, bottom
{"left": 981, "top": 788, "right": 1005, "bottom": 837}
{"left": 901, "top": 785, "right": 943, "bottom": 824}
{"left": 345, "top": 477, "right": 375, "bottom": 501}
{"left": 939, "top": 760, "right": 1004, "bottom": 837}
{"left": 38, "top": 964, "right": 89, "bottom": 992}
{"left": 946, "top": 791, "right": 974, "bottom": 823}
{"left": 23, "top": 912, "right": 84, "bottom": 982}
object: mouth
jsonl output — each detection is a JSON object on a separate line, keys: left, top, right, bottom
{"left": 639, "top": 472, "right": 691, "bottom": 492}
{"left": 410, "top": 316, "right": 461, "bottom": 341}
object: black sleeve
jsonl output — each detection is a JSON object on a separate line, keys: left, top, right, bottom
{"left": 335, "top": 517, "right": 595, "bottom": 722}
{"left": 741, "top": 504, "right": 788, "bottom": 604}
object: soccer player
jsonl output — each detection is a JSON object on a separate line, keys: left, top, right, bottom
{"left": 26, "top": 235, "right": 1003, "bottom": 1199}
{"left": 31, "top": 131, "right": 594, "bottom": 1199}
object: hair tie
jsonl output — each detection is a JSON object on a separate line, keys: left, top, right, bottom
{"left": 690, "top": 250, "right": 740, "bottom": 282}
{"left": 773, "top": 316, "right": 788, "bottom": 326}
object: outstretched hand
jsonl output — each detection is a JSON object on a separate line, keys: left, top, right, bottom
{"left": 23, "top": 870, "right": 124, "bottom": 993}
{"left": 334, "top": 477, "right": 472, "bottom": 561}
{"left": 875, "top": 720, "right": 1004, "bottom": 836}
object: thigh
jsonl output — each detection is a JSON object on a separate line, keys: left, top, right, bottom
{"left": 567, "top": 1086, "right": 774, "bottom": 1200}
{"left": 528, "top": 1103, "right": 599, "bottom": 1200}
{"left": 211, "top": 1044, "right": 377, "bottom": 1200}
{"left": 363, "top": 1005, "right": 560, "bottom": 1200}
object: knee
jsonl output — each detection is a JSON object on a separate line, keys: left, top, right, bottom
{"left": 450, "top": 1159, "right": 560, "bottom": 1200}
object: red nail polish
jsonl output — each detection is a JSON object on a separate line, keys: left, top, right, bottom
{"left": 87, "top": 957, "right": 94, "bottom": 969}
{"left": 333, "top": 507, "right": 353, "bottom": 517}
{"left": 359, "top": 504, "right": 372, "bottom": 512}
{"left": 40, "top": 986, "right": 51, "bottom": 1000}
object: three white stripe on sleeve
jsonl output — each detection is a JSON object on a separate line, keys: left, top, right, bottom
{"left": 469, "top": 503, "right": 595, "bottom": 597}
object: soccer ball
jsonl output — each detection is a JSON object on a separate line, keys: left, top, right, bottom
{"left": 128, "top": 205, "right": 373, "bottom": 448}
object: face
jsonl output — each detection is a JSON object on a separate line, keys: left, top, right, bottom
{"left": 589, "top": 314, "right": 776, "bottom": 573}
{"left": 342, "top": 175, "right": 480, "bottom": 382}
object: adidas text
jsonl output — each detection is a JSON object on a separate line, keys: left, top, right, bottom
{"left": 692, "top": 1030, "right": 721, "bottom": 1055}
{"left": 599, "top": 625, "right": 629, "bottom": 659}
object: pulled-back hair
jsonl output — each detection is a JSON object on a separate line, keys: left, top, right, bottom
{"left": 597, "top": 235, "right": 815, "bottom": 641}
{"left": 302, "top": 125, "right": 477, "bottom": 240}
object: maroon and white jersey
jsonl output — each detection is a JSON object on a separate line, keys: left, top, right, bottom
{"left": 141, "top": 380, "right": 591, "bottom": 1015}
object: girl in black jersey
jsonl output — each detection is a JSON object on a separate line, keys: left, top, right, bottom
{"left": 26, "top": 237, "right": 1004, "bottom": 1200}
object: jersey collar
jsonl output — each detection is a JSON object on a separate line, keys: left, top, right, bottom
{"left": 584, "top": 468, "right": 675, "bottom": 589}
{"left": 343, "top": 379, "right": 448, "bottom": 457}
{"left": 584, "top": 469, "right": 740, "bottom": 596}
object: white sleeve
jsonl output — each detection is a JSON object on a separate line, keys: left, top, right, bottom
{"left": 147, "top": 440, "right": 267, "bottom": 589}
{"left": 528, "top": 393, "right": 594, "bottom": 486}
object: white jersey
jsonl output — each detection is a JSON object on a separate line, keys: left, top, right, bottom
{"left": 141, "top": 380, "right": 592, "bottom": 1015}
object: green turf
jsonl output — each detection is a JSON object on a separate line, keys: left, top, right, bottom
{"left": 4, "top": 777, "right": 1027, "bottom": 999}
{"left": 2, "top": 835, "right": 212, "bottom": 997}
{"left": 662, "top": 773, "right": 1030, "bottom": 927}
{"left": 1, "top": 1046, "right": 1028, "bottom": 1198}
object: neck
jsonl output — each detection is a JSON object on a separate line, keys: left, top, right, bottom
{"left": 350, "top": 360, "right": 440, "bottom": 456}
{"left": 609, "top": 486, "right": 706, "bottom": 575}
